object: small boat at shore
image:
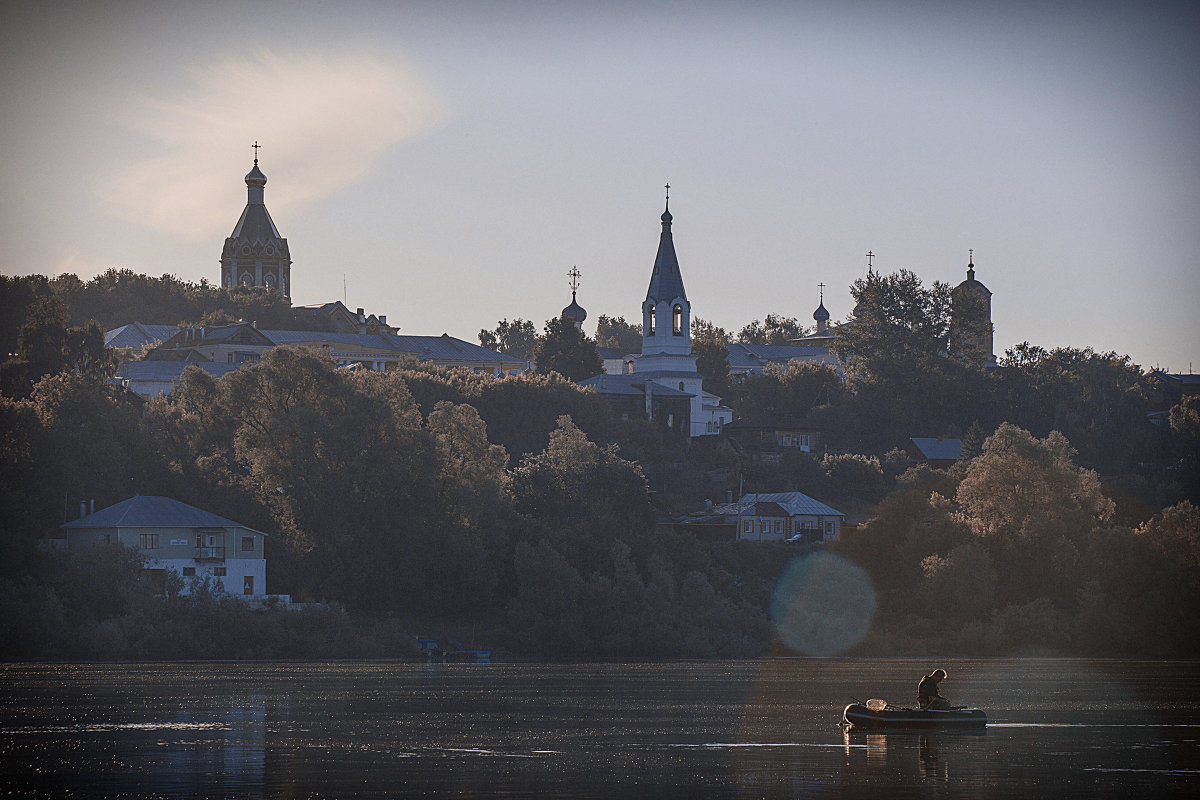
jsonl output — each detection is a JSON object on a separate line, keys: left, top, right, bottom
{"left": 843, "top": 702, "right": 987, "bottom": 728}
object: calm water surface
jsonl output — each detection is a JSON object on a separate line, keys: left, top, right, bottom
{"left": 1, "top": 659, "right": 1197, "bottom": 798}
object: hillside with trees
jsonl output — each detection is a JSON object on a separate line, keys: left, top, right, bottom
{"left": 0, "top": 269, "right": 1196, "bottom": 660}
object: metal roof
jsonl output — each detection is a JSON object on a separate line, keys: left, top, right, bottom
{"left": 736, "top": 491, "right": 844, "bottom": 517}
{"left": 61, "top": 495, "right": 266, "bottom": 534}
{"left": 105, "top": 323, "right": 177, "bottom": 350}
{"left": 260, "top": 330, "right": 518, "bottom": 364}
{"left": 229, "top": 202, "right": 283, "bottom": 241}
{"left": 579, "top": 374, "right": 692, "bottom": 397}
{"left": 909, "top": 437, "right": 963, "bottom": 462}
{"left": 644, "top": 202, "right": 687, "bottom": 304}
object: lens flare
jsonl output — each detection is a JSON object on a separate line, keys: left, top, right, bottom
{"left": 770, "top": 553, "right": 875, "bottom": 656}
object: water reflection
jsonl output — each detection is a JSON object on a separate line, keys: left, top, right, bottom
{"left": 2, "top": 659, "right": 1198, "bottom": 799}
{"left": 841, "top": 727, "right": 987, "bottom": 784}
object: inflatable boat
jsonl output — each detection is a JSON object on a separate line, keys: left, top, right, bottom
{"left": 842, "top": 702, "right": 987, "bottom": 728}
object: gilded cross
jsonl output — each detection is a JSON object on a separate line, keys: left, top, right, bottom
{"left": 252, "top": 141, "right": 261, "bottom": 163}
{"left": 818, "top": 282, "right": 825, "bottom": 303}
{"left": 866, "top": 251, "right": 874, "bottom": 269}
{"left": 568, "top": 266, "right": 581, "bottom": 293}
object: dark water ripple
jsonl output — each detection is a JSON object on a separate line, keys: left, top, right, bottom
{"left": 1, "top": 658, "right": 1197, "bottom": 798}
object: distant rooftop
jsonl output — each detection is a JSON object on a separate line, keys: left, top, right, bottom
{"left": 61, "top": 495, "right": 265, "bottom": 534}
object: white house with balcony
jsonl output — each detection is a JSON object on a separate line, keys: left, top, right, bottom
{"left": 56, "top": 496, "right": 268, "bottom": 598}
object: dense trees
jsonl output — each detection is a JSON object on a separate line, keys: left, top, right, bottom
{"left": 692, "top": 318, "right": 733, "bottom": 398}
{"left": 0, "top": 349, "right": 792, "bottom": 659}
{"left": 593, "top": 315, "right": 642, "bottom": 354}
{"left": 1, "top": 268, "right": 1195, "bottom": 660}
{"left": 478, "top": 318, "right": 538, "bottom": 359}
{"left": 534, "top": 317, "right": 603, "bottom": 382}
{"left": 1, "top": 271, "right": 301, "bottom": 345}
{"left": 738, "top": 314, "right": 807, "bottom": 345}
{"left": 834, "top": 424, "right": 1198, "bottom": 656}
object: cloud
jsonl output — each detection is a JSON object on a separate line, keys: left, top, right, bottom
{"left": 101, "top": 48, "right": 441, "bottom": 240}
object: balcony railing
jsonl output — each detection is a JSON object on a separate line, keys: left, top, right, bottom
{"left": 194, "top": 547, "right": 226, "bottom": 561}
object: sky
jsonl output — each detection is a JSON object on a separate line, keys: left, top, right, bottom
{"left": 2, "top": 0, "right": 1198, "bottom": 372}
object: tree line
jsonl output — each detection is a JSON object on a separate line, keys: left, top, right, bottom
{"left": 0, "top": 268, "right": 1196, "bottom": 660}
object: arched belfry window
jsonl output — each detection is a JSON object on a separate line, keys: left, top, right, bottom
{"left": 263, "top": 273, "right": 276, "bottom": 290}
{"left": 240, "top": 273, "right": 254, "bottom": 287}
{"left": 648, "top": 306, "right": 656, "bottom": 336}
{"left": 672, "top": 304, "right": 683, "bottom": 335}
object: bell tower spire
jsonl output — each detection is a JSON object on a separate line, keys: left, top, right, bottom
{"left": 220, "top": 143, "right": 292, "bottom": 299}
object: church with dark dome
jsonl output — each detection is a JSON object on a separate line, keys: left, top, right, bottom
{"left": 220, "top": 146, "right": 291, "bottom": 299}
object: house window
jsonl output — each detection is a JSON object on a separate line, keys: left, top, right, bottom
{"left": 243, "top": 576, "right": 254, "bottom": 595}
{"left": 213, "top": 567, "right": 227, "bottom": 576}
{"left": 183, "top": 567, "right": 196, "bottom": 577}
{"left": 103, "top": 534, "right": 111, "bottom": 545}
{"left": 672, "top": 304, "right": 683, "bottom": 335}
{"left": 241, "top": 536, "right": 255, "bottom": 552}
{"left": 139, "top": 533, "right": 159, "bottom": 549}
{"left": 743, "top": 520, "right": 752, "bottom": 534}
{"left": 774, "top": 520, "right": 783, "bottom": 534}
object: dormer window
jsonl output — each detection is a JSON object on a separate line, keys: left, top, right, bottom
{"left": 672, "top": 304, "right": 683, "bottom": 335}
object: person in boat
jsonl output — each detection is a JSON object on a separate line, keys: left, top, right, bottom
{"left": 917, "top": 668, "right": 950, "bottom": 710}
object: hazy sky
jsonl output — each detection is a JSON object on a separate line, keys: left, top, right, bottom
{"left": 2, "top": 1, "right": 1197, "bottom": 371}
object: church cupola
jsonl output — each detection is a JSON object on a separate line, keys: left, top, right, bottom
{"left": 220, "top": 142, "right": 292, "bottom": 300}
{"left": 813, "top": 282, "right": 831, "bottom": 334}
{"left": 950, "top": 249, "right": 995, "bottom": 366}
{"left": 561, "top": 266, "right": 588, "bottom": 330}
{"left": 642, "top": 185, "right": 691, "bottom": 354}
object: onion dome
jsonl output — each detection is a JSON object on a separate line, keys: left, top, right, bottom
{"left": 245, "top": 161, "right": 267, "bottom": 188}
{"left": 562, "top": 291, "right": 587, "bottom": 325}
{"left": 813, "top": 302, "right": 830, "bottom": 323}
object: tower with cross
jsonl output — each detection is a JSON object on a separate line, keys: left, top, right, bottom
{"left": 560, "top": 266, "right": 588, "bottom": 330}
{"left": 813, "top": 282, "right": 831, "bottom": 335}
{"left": 950, "top": 249, "right": 995, "bottom": 365}
{"left": 220, "top": 143, "right": 292, "bottom": 299}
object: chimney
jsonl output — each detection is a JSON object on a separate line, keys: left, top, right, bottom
{"left": 90, "top": 499, "right": 95, "bottom": 515}
{"left": 79, "top": 501, "right": 87, "bottom": 519}
{"left": 379, "top": 315, "right": 387, "bottom": 325}
{"left": 726, "top": 490, "right": 733, "bottom": 504}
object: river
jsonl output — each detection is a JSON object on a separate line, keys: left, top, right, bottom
{"left": 1, "top": 658, "right": 1197, "bottom": 798}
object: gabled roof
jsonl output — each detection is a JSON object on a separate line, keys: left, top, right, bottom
{"left": 579, "top": 373, "right": 692, "bottom": 397}
{"left": 727, "top": 343, "right": 833, "bottom": 367}
{"left": 61, "top": 496, "right": 265, "bottom": 534}
{"left": 260, "top": 330, "right": 520, "bottom": 364}
{"left": 157, "top": 323, "right": 275, "bottom": 350}
{"left": 105, "top": 323, "right": 178, "bottom": 350}
{"left": 752, "top": 501, "right": 790, "bottom": 518}
{"left": 737, "top": 491, "right": 844, "bottom": 517}
{"left": 908, "top": 437, "right": 962, "bottom": 462}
